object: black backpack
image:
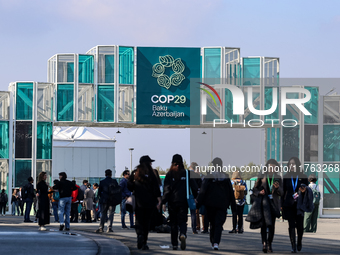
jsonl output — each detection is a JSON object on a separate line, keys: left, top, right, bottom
{"left": 77, "top": 187, "right": 84, "bottom": 201}
{"left": 22, "top": 185, "right": 28, "bottom": 200}
{"left": 107, "top": 181, "right": 121, "bottom": 206}
{"left": 0, "top": 193, "right": 7, "bottom": 203}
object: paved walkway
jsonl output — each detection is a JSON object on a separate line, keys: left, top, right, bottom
{"left": 1, "top": 215, "right": 340, "bottom": 254}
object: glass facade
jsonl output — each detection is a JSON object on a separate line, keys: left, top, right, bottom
{"left": 57, "top": 55, "right": 74, "bottom": 83}
{"left": 304, "top": 87, "right": 318, "bottom": 124}
{"left": 0, "top": 92, "right": 10, "bottom": 120}
{"left": 204, "top": 48, "right": 221, "bottom": 82}
{"left": 36, "top": 160, "right": 52, "bottom": 185}
{"left": 119, "top": 47, "right": 134, "bottom": 84}
{"left": 98, "top": 46, "right": 115, "bottom": 84}
{"left": 97, "top": 85, "right": 114, "bottom": 122}
{"left": 37, "top": 122, "right": 52, "bottom": 159}
{"left": 79, "top": 55, "right": 94, "bottom": 84}
{"left": 78, "top": 84, "right": 94, "bottom": 122}
{"left": 324, "top": 96, "right": 340, "bottom": 123}
{"left": 304, "top": 125, "right": 318, "bottom": 162}
{"left": 282, "top": 126, "right": 300, "bottom": 161}
{"left": 16, "top": 83, "right": 33, "bottom": 120}
{"left": 118, "top": 85, "right": 134, "bottom": 122}
{"left": 0, "top": 159, "right": 8, "bottom": 191}
{"left": 244, "top": 87, "right": 260, "bottom": 121}
{"left": 323, "top": 125, "right": 340, "bottom": 162}
{"left": 37, "top": 83, "right": 53, "bottom": 121}
{"left": 323, "top": 165, "right": 340, "bottom": 208}
{"left": 57, "top": 84, "right": 74, "bottom": 121}
{"left": 264, "top": 87, "right": 279, "bottom": 121}
{"left": 15, "top": 160, "right": 32, "bottom": 187}
{"left": 243, "top": 58, "right": 260, "bottom": 86}
{"left": 0, "top": 121, "right": 9, "bottom": 159}
{"left": 15, "top": 121, "right": 32, "bottom": 159}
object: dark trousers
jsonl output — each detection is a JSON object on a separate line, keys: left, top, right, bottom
{"left": 24, "top": 200, "right": 33, "bottom": 221}
{"left": 18, "top": 200, "right": 24, "bottom": 215}
{"left": 232, "top": 204, "right": 245, "bottom": 231}
{"left": 304, "top": 204, "right": 319, "bottom": 233}
{"left": 70, "top": 203, "right": 78, "bottom": 222}
{"left": 190, "top": 209, "right": 197, "bottom": 232}
{"left": 206, "top": 206, "right": 227, "bottom": 245}
{"left": 99, "top": 204, "right": 115, "bottom": 230}
{"left": 169, "top": 204, "right": 188, "bottom": 246}
{"left": 86, "top": 210, "right": 92, "bottom": 222}
{"left": 288, "top": 215, "right": 304, "bottom": 244}
{"left": 261, "top": 213, "right": 276, "bottom": 244}
{"left": 52, "top": 202, "right": 59, "bottom": 221}
{"left": 135, "top": 206, "right": 154, "bottom": 245}
{"left": 0, "top": 202, "right": 6, "bottom": 214}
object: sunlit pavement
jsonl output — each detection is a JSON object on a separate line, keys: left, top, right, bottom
{"left": 1, "top": 215, "right": 340, "bottom": 254}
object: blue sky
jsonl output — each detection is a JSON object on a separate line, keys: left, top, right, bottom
{"left": 1, "top": 0, "right": 339, "bottom": 175}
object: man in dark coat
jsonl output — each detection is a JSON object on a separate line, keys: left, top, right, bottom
{"left": 23, "top": 177, "right": 35, "bottom": 222}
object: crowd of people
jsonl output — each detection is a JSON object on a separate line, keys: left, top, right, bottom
{"left": 0, "top": 154, "right": 321, "bottom": 253}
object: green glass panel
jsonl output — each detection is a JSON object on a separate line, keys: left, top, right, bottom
{"left": 282, "top": 125, "right": 300, "bottom": 161}
{"left": 67, "top": 62, "right": 74, "bottom": 82}
{"left": 225, "top": 89, "right": 239, "bottom": 122}
{"left": 57, "top": 84, "right": 74, "bottom": 121}
{"left": 15, "top": 160, "right": 31, "bottom": 187}
{"left": 243, "top": 58, "right": 260, "bottom": 86}
{"left": 105, "top": 55, "right": 115, "bottom": 83}
{"left": 79, "top": 55, "right": 94, "bottom": 83}
{"left": 37, "top": 122, "right": 53, "bottom": 159}
{"left": 283, "top": 92, "right": 299, "bottom": 121}
{"left": 323, "top": 125, "right": 340, "bottom": 161}
{"left": 204, "top": 48, "right": 221, "bottom": 83}
{"left": 119, "top": 47, "right": 134, "bottom": 84}
{"left": 0, "top": 121, "right": 9, "bottom": 158}
{"left": 265, "top": 87, "right": 279, "bottom": 121}
{"left": 97, "top": 85, "right": 114, "bottom": 122}
{"left": 16, "top": 83, "right": 33, "bottom": 120}
{"left": 15, "top": 121, "right": 32, "bottom": 158}
{"left": 323, "top": 166, "right": 340, "bottom": 207}
{"left": 304, "top": 87, "right": 318, "bottom": 124}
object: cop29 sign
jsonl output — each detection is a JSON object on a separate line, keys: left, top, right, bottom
{"left": 136, "top": 47, "right": 200, "bottom": 125}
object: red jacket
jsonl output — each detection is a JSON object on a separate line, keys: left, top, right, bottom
{"left": 72, "top": 184, "right": 80, "bottom": 203}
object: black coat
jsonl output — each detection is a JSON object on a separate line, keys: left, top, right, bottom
{"left": 246, "top": 195, "right": 273, "bottom": 229}
{"left": 128, "top": 169, "right": 161, "bottom": 208}
{"left": 23, "top": 182, "right": 35, "bottom": 201}
{"left": 196, "top": 174, "right": 235, "bottom": 211}
{"left": 37, "top": 181, "right": 50, "bottom": 226}
{"left": 281, "top": 173, "right": 308, "bottom": 207}
{"left": 53, "top": 179, "right": 77, "bottom": 198}
{"left": 98, "top": 177, "right": 119, "bottom": 205}
{"left": 162, "top": 169, "right": 198, "bottom": 206}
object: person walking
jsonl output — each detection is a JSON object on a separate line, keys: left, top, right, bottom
{"left": 229, "top": 171, "right": 247, "bottom": 234}
{"left": 53, "top": 172, "right": 77, "bottom": 231}
{"left": 162, "top": 154, "right": 198, "bottom": 251}
{"left": 282, "top": 157, "right": 309, "bottom": 253}
{"left": 36, "top": 172, "right": 50, "bottom": 231}
{"left": 188, "top": 162, "right": 201, "bottom": 234}
{"left": 48, "top": 179, "right": 59, "bottom": 223}
{"left": 197, "top": 157, "right": 235, "bottom": 251}
{"left": 79, "top": 180, "right": 88, "bottom": 222}
{"left": 17, "top": 187, "right": 24, "bottom": 216}
{"left": 23, "top": 177, "right": 35, "bottom": 222}
{"left": 11, "top": 189, "right": 19, "bottom": 216}
{"left": 84, "top": 183, "right": 95, "bottom": 223}
{"left": 0, "top": 189, "right": 8, "bottom": 216}
{"left": 70, "top": 180, "right": 80, "bottom": 223}
{"left": 246, "top": 159, "right": 283, "bottom": 253}
{"left": 92, "top": 183, "right": 99, "bottom": 222}
{"left": 95, "top": 169, "right": 121, "bottom": 233}
{"left": 304, "top": 174, "right": 320, "bottom": 233}
{"left": 127, "top": 155, "right": 162, "bottom": 250}
{"left": 120, "top": 170, "right": 134, "bottom": 229}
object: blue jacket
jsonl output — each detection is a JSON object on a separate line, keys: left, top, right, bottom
{"left": 119, "top": 177, "right": 131, "bottom": 199}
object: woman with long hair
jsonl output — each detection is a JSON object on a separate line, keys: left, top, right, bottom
{"left": 36, "top": 171, "right": 50, "bottom": 231}
{"left": 248, "top": 159, "right": 283, "bottom": 253}
{"left": 11, "top": 189, "right": 19, "bottom": 216}
{"left": 127, "top": 155, "right": 161, "bottom": 250}
{"left": 282, "top": 157, "right": 308, "bottom": 253}
{"left": 162, "top": 154, "right": 198, "bottom": 251}
{"left": 229, "top": 171, "right": 247, "bottom": 234}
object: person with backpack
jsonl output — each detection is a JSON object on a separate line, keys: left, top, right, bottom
{"left": 246, "top": 159, "right": 283, "bottom": 253}
{"left": 53, "top": 172, "right": 77, "bottom": 231}
{"left": 162, "top": 154, "right": 198, "bottom": 251}
{"left": 128, "top": 155, "right": 162, "bottom": 250}
{"left": 196, "top": 157, "right": 235, "bottom": 251}
{"left": 304, "top": 174, "right": 320, "bottom": 233}
{"left": 229, "top": 171, "right": 247, "bottom": 234}
{"left": 95, "top": 169, "right": 121, "bottom": 233}
{"left": 23, "top": 177, "right": 35, "bottom": 222}
{"left": 281, "top": 157, "right": 309, "bottom": 253}
{"left": 120, "top": 170, "right": 134, "bottom": 229}
{"left": 0, "top": 189, "right": 8, "bottom": 216}
{"left": 48, "top": 179, "right": 60, "bottom": 222}
{"left": 70, "top": 180, "right": 80, "bottom": 223}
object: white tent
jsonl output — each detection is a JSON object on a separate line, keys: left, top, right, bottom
{"left": 52, "top": 127, "right": 116, "bottom": 180}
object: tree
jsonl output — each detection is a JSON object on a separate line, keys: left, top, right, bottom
{"left": 155, "top": 166, "right": 167, "bottom": 176}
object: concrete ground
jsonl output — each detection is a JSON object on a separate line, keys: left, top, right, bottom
{"left": 1, "top": 214, "right": 339, "bottom": 254}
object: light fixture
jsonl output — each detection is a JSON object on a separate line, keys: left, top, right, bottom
{"left": 116, "top": 128, "right": 121, "bottom": 134}
{"left": 202, "top": 131, "right": 207, "bottom": 134}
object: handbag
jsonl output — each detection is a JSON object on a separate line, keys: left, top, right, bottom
{"left": 186, "top": 170, "right": 196, "bottom": 210}
{"left": 126, "top": 194, "right": 135, "bottom": 213}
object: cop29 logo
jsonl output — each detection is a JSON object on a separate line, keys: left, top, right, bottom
{"left": 152, "top": 55, "right": 185, "bottom": 89}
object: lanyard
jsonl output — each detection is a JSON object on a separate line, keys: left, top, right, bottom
{"left": 267, "top": 175, "right": 275, "bottom": 193}
{"left": 291, "top": 176, "right": 299, "bottom": 192}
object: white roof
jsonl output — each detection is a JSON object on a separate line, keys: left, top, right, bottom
{"left": 53, "top": 127, "right": 115, "bottom": 148}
